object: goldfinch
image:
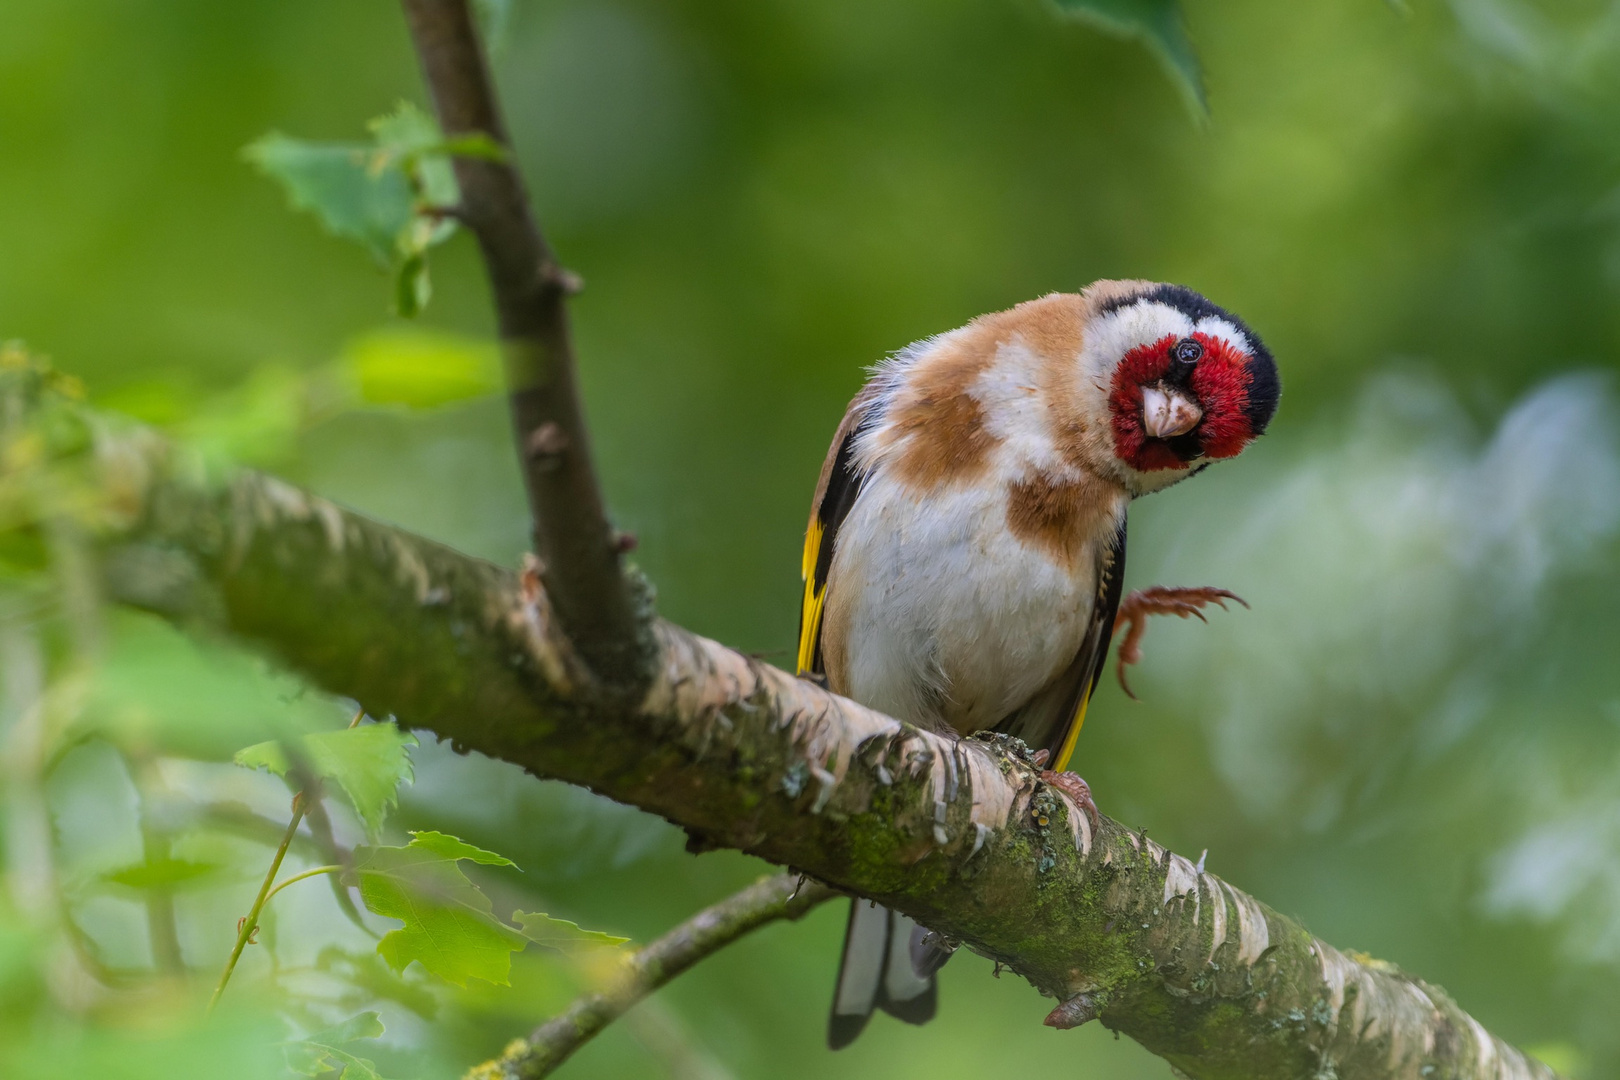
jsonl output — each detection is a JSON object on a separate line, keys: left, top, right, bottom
{"left": 797, "top": 281, "right": 1281, "bottom": 1048}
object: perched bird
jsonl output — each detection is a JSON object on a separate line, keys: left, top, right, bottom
{"left": 796, "top": 281, "right": 1280, "bottom": 1049}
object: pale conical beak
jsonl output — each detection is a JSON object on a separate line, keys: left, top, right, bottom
{"left": 1141, "top": 386, "right": 1202, "bottom": 438}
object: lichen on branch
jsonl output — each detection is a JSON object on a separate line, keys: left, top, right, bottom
{"left": 38, "top": 389, "right": 1552, "bottom": 1080}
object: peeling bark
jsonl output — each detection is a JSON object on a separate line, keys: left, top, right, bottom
{"left": 70, "top": 419, "right": 1557, "bottom": 1080}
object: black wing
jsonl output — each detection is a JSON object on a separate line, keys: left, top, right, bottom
{"left": 797, "top": 398, "right": 873, "bottom": 677}
{"left": 995, "top": 515, "right": 1127, "bottom": 770}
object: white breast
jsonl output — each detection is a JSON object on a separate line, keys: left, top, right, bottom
{"left": 824, "top": 471, "right": 1102, "bottom": 734}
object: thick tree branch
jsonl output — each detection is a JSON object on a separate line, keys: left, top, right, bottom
{"left": 398, "top": 0, "right": 650, "bottom": 687}
{"left": 65, "top": 413, "right": 1557, "bottom": 1080}
{"left": 466, "top": 873, "right": 834, "bottom": 1080}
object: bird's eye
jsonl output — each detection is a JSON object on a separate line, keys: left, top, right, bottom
{"left": 1172, "top": 338, "right": 1203, "bottom": 365}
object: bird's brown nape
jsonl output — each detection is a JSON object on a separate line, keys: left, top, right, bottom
{"left": 883, "top": 331, "right": 999, "bottom": 490}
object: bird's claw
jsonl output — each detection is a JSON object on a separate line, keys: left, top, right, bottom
{"left": 1112, "top": 586, "right": 1248, "bottom": 699}
{"left": 1040, "top": 770, "right": 1100, "bottom": 831}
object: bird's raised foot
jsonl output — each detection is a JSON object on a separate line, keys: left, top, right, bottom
{"left": 1112, "top": 586, "right": 1248, "bottom": 699}
{"left": 1039, "top": 770, "right": 1100, "bottom": 831}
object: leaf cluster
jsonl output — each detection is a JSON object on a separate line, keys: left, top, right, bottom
{"left": 228, "top": 721, "right": 624, "bottom": 996}
{"left": 245, "top": 103, "right": 503, "bottom": 317}
{"left": 348, "top": 831, "right": 625, "bottom": 988}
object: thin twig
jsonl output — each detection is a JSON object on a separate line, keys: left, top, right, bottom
{"left": 207, "top": 790, "right": 307, "bottom": 1014}
{"left": 208, "top": 709, "right": 366, "bottom": 1012}
{"left": 398, "top": 0, "right": 649, "bottom": 687}
{"left": 261, "top": 864, "right": 343, "bottom": 906}
{"left": 468, "top": 873, "right": 835, "bottom": 1080}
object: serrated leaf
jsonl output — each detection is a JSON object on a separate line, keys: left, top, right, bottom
{"left": 315, "top": 946, "right": 440, "bottom": 1019}
{"left": 513, "top": 911, "right": 628, "bottom": 951}
{"left": 403, "top": 830, "right": 515, "bottom": 866}
{"left": 340, "top": 328, "right": 502, "bottom": 410}
{"left": 234, "top": 722, "right": 417, "bottom": 839}
{"left": 1051, "top": 0, "right": 1205, "bottom": 114}
{"left": 100, "top": 857, "right": 220, "bottom": 892}
{"left": 244, "top": 134, "right": 414, "bottom": 266}
{"left": 307, "top": 1011, "right": 386, "bottom": 1047}
{"left": 246, "top": 102, "right": 465, "bottom": 316}
{"left": 286, "top": 1012, "right": 389, "bottom": 1080}
{"left": 283, "top": 1043, "right": 328, "bottom": 1078}
{"left": 308, "top": 1045, "right": 385, "bottom": 1080}
{"left": 346, "top": 831, "right": 525, "bottom": 987}
{"left": 232, "top": 740, "right": 290, "bottom": 774}
{"left": 367, "top": 102, "right": 460, "bottom": 213}
{"left": 367, "top": 101, "right": 441, "bottom": 153}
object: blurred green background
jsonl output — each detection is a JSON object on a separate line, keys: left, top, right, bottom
{"left": 4, "top": 0, "right": 1620, "bottom": 1077}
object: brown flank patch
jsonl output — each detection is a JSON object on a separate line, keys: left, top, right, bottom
{"left": 891, "top": 391, "right": 998, "bottom": 488}
{"left": 1005, "top": 470, "right": 1121, "bottom": 569}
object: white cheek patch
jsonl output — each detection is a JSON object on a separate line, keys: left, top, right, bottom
{"left": 1071, "top": 299, "right": 1203, "bottom": 494}
{"left": 1193, "top": 315, "right": 1251, "bottom": 357}
{"left": 1078, "top": 301, "right": 1196, "bottom": 387}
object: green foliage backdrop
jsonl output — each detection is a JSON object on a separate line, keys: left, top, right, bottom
{"left": 3, "top": 1, "right": 1619, "bottom": 1077}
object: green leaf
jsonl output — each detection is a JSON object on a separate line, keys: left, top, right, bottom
{"left": 308, "top": 1045, "right": 385, "bottom": 1080}
{"left": 100, "top": 857, "right": 220, "bottom": 892}
{"left": 80, "top": 610, "right": 353, "bottom": 761}
{"left": 367, "top": 102, "right": 460, "bottom": 212}
{"left": 174, "top": 364, "right": 312, "bottom": 469}
{"left": 394, "top": 253, "right": 431, "bottom": 319}
{"left": 344, "top": 832, "right": 625, "bottom": 986}
{"left": 438, "top": 132, "right": 508, "bottom": 163}
{"left": 513, "top": 911, "right": 629, "bottom": 951}
{"left": 340, "top": 328, "right": 502, "bottom": 410}
{"left": 315, "top": 946, "right": 440, "bottom": 1019}
{"left": 244, "top": 133, "right": 414, "bottom": 266}
{"left": 246, "top": 102, "right": 465, "bottom": 316}
{"left": 286, "top": 1012, "right": 390, "bottom": 1080}
{"left": 1051, "top": 0, "right": 1205, "bottom": 114}
{"left": 402, "top": 829, "right": 515, "bottom": 866}
{"left": 307, "top": 1011, "right": 386, "bottom": 1047}
{"left": 234, "top": 722, "right": 417, "bottom": 839}
{"left": 345, "top": 831, "right": 525, "bottom": 987}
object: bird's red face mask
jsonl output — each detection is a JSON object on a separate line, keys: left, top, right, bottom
{"left": 1108, "top": 332, "right": 1261, "bottom": 472}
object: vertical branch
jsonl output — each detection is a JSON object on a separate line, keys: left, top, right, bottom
{"left": 398, "top": 0, "right": 650, "bottom": 687}
{"left": 0, "top": 620, "right": 56, "bottom": 922}
{"left": 128, "top": 753, "right": 186, "bottom": 975}
{"left": 0, "top": 617, "right": 102, "bottom": 1007}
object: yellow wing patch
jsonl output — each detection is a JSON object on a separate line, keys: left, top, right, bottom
{"left": 797, "top": 517, "right": 827, "bottom": 675}
{"left": 1052, "top": 692, "right": 1091, "bottom": 774}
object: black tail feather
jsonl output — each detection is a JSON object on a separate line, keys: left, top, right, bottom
{"left": 827, "top": 900, "right": 945, "bottom": 1048}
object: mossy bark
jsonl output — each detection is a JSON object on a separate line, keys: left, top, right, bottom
{"left": 90, "top": 427, "right": 1555, "bottom": 1080}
